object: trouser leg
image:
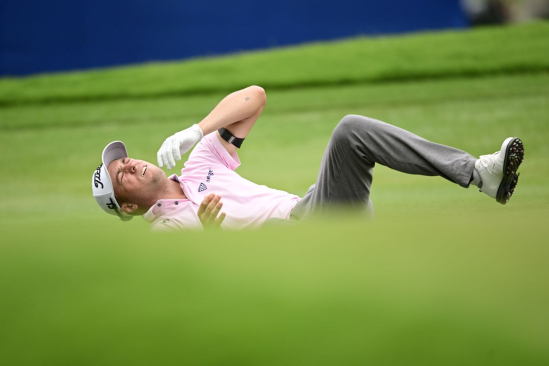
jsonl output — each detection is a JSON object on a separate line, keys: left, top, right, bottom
{"left": 291, "top": 114, "right": 477, "bottom": 219}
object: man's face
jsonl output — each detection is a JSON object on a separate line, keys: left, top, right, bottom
{"left": 107, "top": 157, "right": 165, "bottom": 209}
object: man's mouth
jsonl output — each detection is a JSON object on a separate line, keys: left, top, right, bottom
{"left": 142, "top": 166, "right": 147, "bottom": 177}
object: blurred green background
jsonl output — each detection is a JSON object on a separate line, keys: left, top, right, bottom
{"left": 1, "top": 22, "right": 548, "bottom": 365}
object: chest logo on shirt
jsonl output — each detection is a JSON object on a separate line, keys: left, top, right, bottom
{"left": 206, "top": 169, "right": 214, "bottom": 183}
{"left": 198, "top": 183, "right": 208, "bottom": 192}
{"left": 198, "top": 169, "right": 214, "bottom": 193}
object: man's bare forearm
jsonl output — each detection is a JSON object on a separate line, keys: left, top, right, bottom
{"left": 197, "top": 86, "right": 266, "bottom": 136}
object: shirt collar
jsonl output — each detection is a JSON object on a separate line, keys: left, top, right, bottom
{"left": 142, "top": 174, "right": 187, "bottom": 223}
{"left": 143, "top": 198, "right": 189, "bottom": 223}
{"left": 143, "top": 200, "right": 162, "bottom": 223}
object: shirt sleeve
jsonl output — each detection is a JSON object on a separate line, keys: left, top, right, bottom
{"left": 187, "top": 132, "right": 241, "bottom": 171}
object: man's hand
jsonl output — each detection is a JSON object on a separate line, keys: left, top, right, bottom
{"left": 197, "top": 193, "right": 226, "bottom": 228}
{"left": 157, "top": 124, "right": 203, "bottom": 170}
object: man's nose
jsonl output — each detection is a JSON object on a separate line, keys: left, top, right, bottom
{"left": 126, "top": 160, "right": 137, "bottom": 173}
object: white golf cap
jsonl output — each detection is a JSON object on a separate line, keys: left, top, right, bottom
{"left": 91, "top": 141, "right": 133, "bottom": 221}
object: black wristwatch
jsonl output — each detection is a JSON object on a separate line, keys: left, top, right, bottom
{"left": 218, "top": 127, "right": 245, "bottom": 148}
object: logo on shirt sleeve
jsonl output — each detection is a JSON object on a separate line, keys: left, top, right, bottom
{"left": 198, "top": 182, "right": 208, "bottom": 192}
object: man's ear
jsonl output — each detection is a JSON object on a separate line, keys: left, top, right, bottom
{"left": 121, "top": 203, "right": 138, "bottom": 214}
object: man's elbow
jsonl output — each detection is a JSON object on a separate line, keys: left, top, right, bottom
{"left": 248, "top": 85, "right": 267, "bottom": 106}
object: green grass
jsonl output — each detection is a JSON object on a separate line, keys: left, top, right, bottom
{"left": 1, "top": 217, "right": 548, "bottom": 365}
{"left": 0, "top": 22, "right": 548, "bottom": 104}
{"left": 1, "top": 23, "right": 549, "bottom": 365}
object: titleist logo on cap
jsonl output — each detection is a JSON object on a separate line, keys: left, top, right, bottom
{"left": 94, "top": 164, "right": 104, "bottom": 189}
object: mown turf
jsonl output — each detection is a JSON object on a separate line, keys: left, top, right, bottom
{"left": 1, "top": 23, "right": 548, "bottom": 365}
{"left": 0, "top": 22, "right": 547, "bottom": 104}
{"left": 1, "top": 216, "right": 549, "bottom": 366}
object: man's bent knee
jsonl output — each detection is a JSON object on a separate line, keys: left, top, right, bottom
{"left": 331, "top": 114, "right": 371, "bottom": 145}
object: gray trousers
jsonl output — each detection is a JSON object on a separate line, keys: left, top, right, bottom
{"left": 290, "top": 114, "right": 477, "bottom": 220}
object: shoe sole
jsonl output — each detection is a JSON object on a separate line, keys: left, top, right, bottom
{"left": 496, "top": 138, "right": 524, "bottom": 205}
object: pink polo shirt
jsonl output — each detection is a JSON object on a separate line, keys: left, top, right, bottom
{"left": 143, "top": 132, "right": 300, "bottom": 231}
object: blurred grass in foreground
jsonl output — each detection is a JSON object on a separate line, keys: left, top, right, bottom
{"left": 1, "top": 213, "right": 548, "bottom": 365}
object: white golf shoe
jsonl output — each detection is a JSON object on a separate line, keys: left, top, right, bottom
{"left": 475, "top": 137, "right": 524, "bottom": 204}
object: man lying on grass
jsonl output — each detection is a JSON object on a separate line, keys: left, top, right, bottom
{"left": 92, "top": 86, "right": 524, "bottom": 231}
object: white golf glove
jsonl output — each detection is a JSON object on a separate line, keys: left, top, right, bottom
{"left": 157, "top": 124, "right": 204, "bottom": 170}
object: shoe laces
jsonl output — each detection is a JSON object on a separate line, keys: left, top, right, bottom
{"left": 478, "top": 151, "right": 499, "bottom": 175}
